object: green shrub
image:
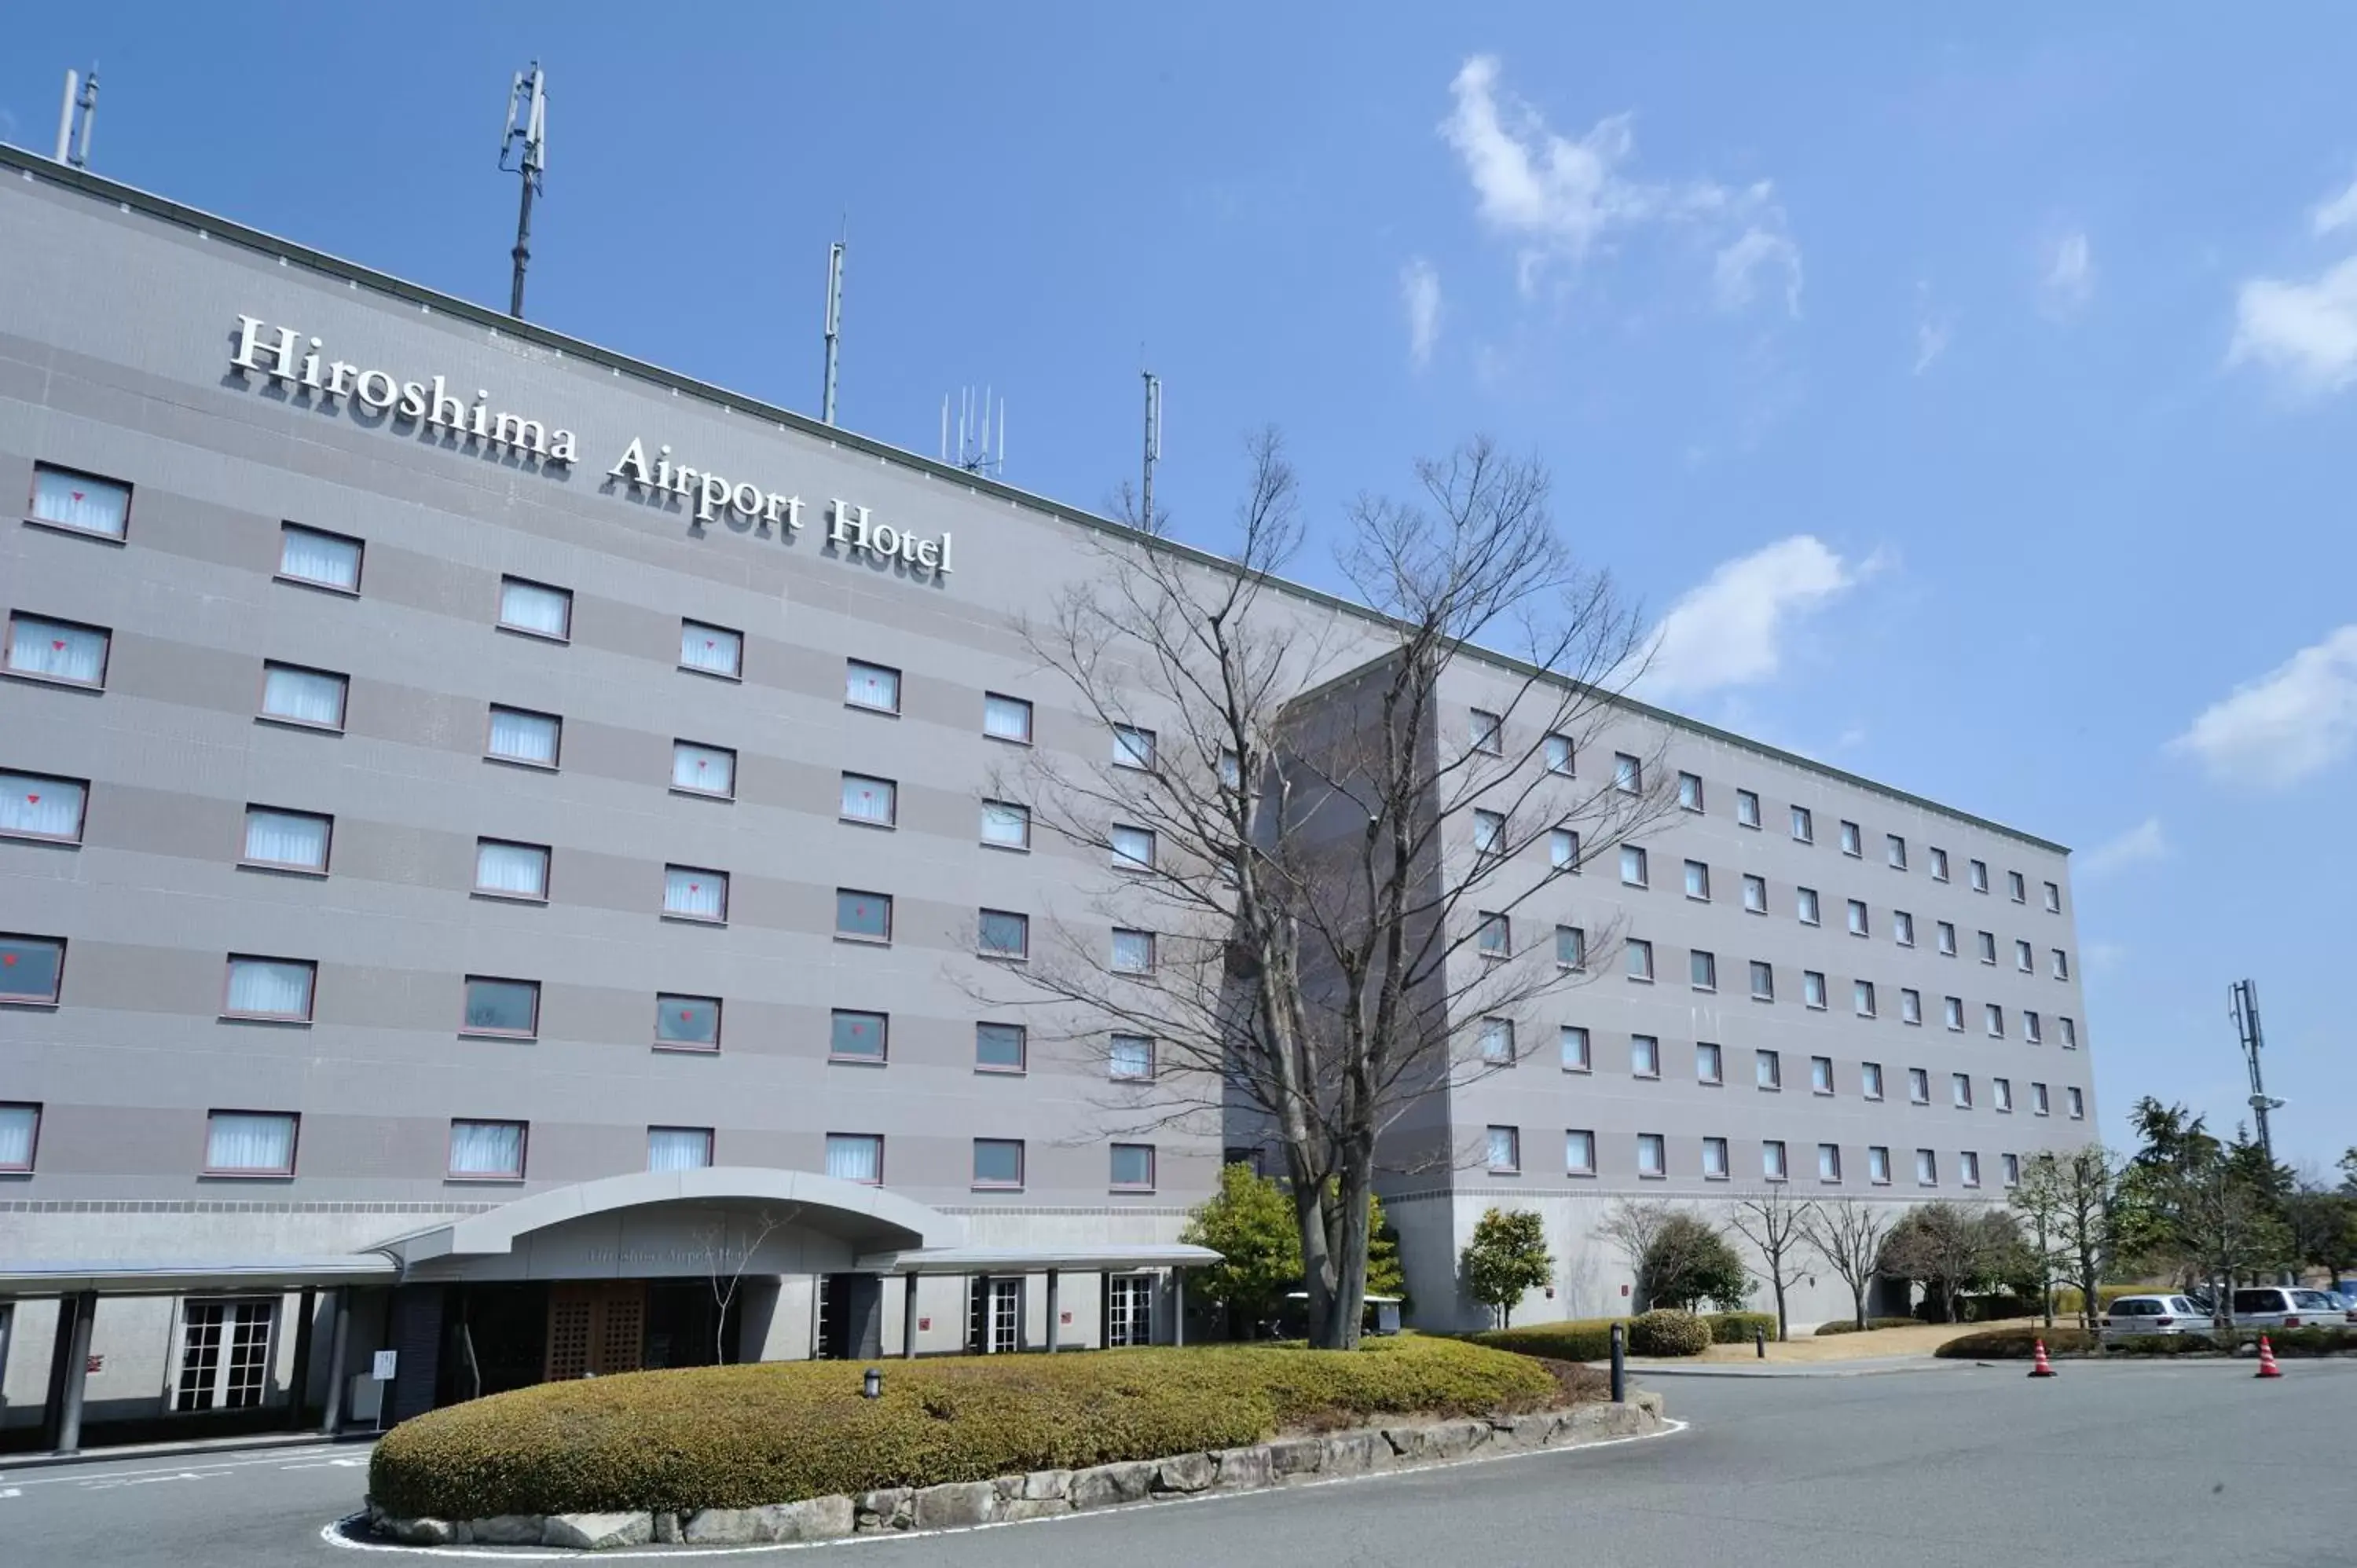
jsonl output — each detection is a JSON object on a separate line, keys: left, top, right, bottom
{"left": 1468, "top": 1318, "right": 1618, "bottom": 1363}
{"left": 368, "top": 1335, "right": 1562, "bottom": 1519}
{"left": 1933, "top": 1327, "right": 2096, "bottom": 1359}
{"left": 2102, "top": 1333, "right": 2231, "bottom": 1356}
{"left": 1627, "top": 1310, "right": 1712, "bottom": 1357}
{"left": 1703, "top": 1311, "right": 1779, "bottom": 1344}
{"left": 1809, "top": 1317, "right": 1917, "bottom": 1335}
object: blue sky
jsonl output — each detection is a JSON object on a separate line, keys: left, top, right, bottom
{"left": 8, "top": 9, "right": 2356, "bottom": 1170}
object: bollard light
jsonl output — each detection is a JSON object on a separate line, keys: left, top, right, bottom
{"left": 862, "top": 1366, "right": 883, "bottom": 1400}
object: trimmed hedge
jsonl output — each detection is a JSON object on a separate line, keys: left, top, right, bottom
{"left": 1934, "top": 1328, "right": 2097, "bottom": 1359}
{"left": 368, "top": 1336, "right": 1563, "bottom": 1520}
{"left": 1628, "top": 1310, "right": 1712, "bottom": 1357}
{"left": 1704, "top": 1311, "right": 1779, "bottom": 1345}
{"left": 2106, "top": 1326, "right": 2357, "bottom": 1357}
{"left": 1469, "top": 1319, "right": 1618, "bottom": 1363}
{"left": 1810, "top": 1317, "right": 1918, "bottom": 1336}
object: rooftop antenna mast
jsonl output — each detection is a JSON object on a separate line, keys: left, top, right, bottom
{"left": 938, "top": 387, "right": 1006, "bottom": 478}
{"left": 1139, "top": 369, "right": 1163, "bottom": 530}
{"left": 54, "top": 67, "right": 99, "bottom": 170}
{"left": 2230, "top": 979, "right": 2282, "bottom": 1164}
{"left": 822, "top": 232, "right": 846, "bottom": 425}
{"left": 498, "top": 62, "right": 548, "bottom": 319}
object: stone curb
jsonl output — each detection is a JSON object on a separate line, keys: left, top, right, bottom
{"left": 366, "top": 1393, "right": 1667, "bottom": 1549}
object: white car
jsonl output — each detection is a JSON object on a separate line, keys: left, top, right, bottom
{"left": 2228, "top": 1286, "right": 2355, "bottom": 1331}
{"left": 2100, "top": 1295, "right": 2205, "bottom": 1335}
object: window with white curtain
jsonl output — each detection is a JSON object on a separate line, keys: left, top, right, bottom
{"left": 1567, "top": 1129, "right": 1596, "bottom": 1174}
{"left": 1862, "top": 1062, "right": 1885, "bottom": 1100}
{"left": 277, "top": 524, "right": 362, "bottom": 592}
{"left": 1109, "top": 1033, "right": 1155, "bottom": 1079}
{"left": 1697, "top": 1041, "right": 1724, "bottom": 1083}
{"left": 30, "top": 465, "right": 130, "bottom": 539}
{"left": 1614, "top": 753, "right": 1643, "bottom": 793}
{"left": 461, "top": 976, "right": 539, "bottom": 1036}
{"left": 1702, "top": 1137, "right": 1728, "bottom": 1179}
{"left": 1631, "top": 1035, "right": 1660, "bottom": 1077}
{"left": 1868, "top": 1146, "right": 1891, "bottom": 1184}
{"left": 664, "top": 865, "right": 728, "bottom": 921}
{"left": 1556, "top": 925, "right": 1585, "bottom": 969}
{"left": 680, "top": 620, "right": 742, "bottom": 678}
{"left": 655, "top": 994, "right": 721, "bottom": 1050}
{"left": 1916, "top": 1148, "right": 1938, "bottom": 1185}
{"left": 0, "top": 1102, "right": 41, "bottom": 1171}
{"left": 841, "top": 773, "right": 896, "bottom": 825}
{"left": 449, "top": 1119, "right": 526, "bottom": 1178}
{"left": 497, "top": 577, "right": 572, "bottom": 640}
{"left": 1624, "top": 938, "right": 1651, "bottom": 980}
{"left": 2068, "top": 1086, "right": 2085, "bottom": 1119}
{"left": 258, "top": 663, "right": 347, "bottom": 728}
{"left": 1757, "top": 1050, "right": 1782, "bottom": 1090}
{"left": 1620, "top": 845, "right": 1648, "bottom": 887}
{"left": 1763, "top": 1140, "right": 1788, "bottom": 1181}
{"left": 1637, "top": 1132, "right": 1666, "bottom": 1177}
{"left": 1486, "top": 1127, "right": 1522, "bottom": 1173}
{"left": 1481, "top": 1017, "right": 1515, "bottom": 1064}
{"left": 0, "top": 936, "right": 65, "bottom": 1002}
{"left": 1111, "top": 929, "right": 1156, "bottom": 973}
{"left": 474, "top": 838, "right": 549, "bottom": 899}
{"left": 1561, "top": 1026, "right": 1592, "bottom": 1072}
{"left": 1110, "top": 824, "right": 1156, "bottom": 871}
{"left": 7, "top": 615, "right": 110, "bottom": 686}
{"left": 1802, "top": 970, "right": 1826, "bottom": 1008}
{"left": 830, "top": 1009, "right": 887, "bottom": 1061}
{"left": 672, "top": 739, "right": 735, "bottom": 797}
{"left": 1901, "top": 987, "right": 1923, "bottom": 1024}
{"left": 1113, "top": 724, "right": 1156, "bottom": 769}
{"left": 1545, "top": 733, "right": 1574, "bottom": 774}
{"left": 203, "top": 1111, "right": 297, "bottom": 1174}
{"left": 0, "top": 771, "right": 87, "bottom": 842}
{"left": 1551, "top": 829, "right": 1579, "bottom": 871}
{"left": 2024, "top": 1010, "right": 2043, "bottom": 1045}
{"left": 2003, "top": 1153, "right": 2022, "bottom": 1187}
{"left": 486, "top": 705, "right": 559, "bottom": 766}
{"left": 1470, "top": 712, "right": 1502, "bottom": 756}
{"left": 223, "top": 957, "right": 315, "bottom": 1020}
{"left": 845, "top": 659, "right": 900, "bottom": 712}
{"left": 1472, "top": 809, "right": 1504, "bottom": 855}
{"left": 242, "top": 806, "right": 330, "bottom": 871}
{"left": 983, "top": 692, "right": 1032, "bottom": 742}
{"left": 826, "top": 1132, "right": 883, "bottom": 1184}
{"left": 1817, "top": 1143, "right": 1842, "bottom": 1182}
{"left": 647, "top": 1126, "right": 713, "bottom": 1172}
{"left": 981, "top": 800, "right": 1029, "bottom": 848}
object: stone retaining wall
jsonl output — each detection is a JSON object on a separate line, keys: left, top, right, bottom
{"left": 366, "top": 1393, "right": 1668, "bottom": 1550}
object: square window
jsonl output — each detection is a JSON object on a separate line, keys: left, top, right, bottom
{"left": 1631, "top": 1035, "right": 1661, "bottom": 1077}
{"left": 0, "top": 770, "right": 88, "bottom": 844}
{"left": 0, "top": 1101, "right": 38, "bottom": 1171}
{"left": 2024, "top": 1010, "right": 2043, "bottom": 1045}
{"left": 656, "top": 994, "right": 722, "bottom": 1050}
{"left": 497, "top": 577, "right": 572, "bottom": 641}
{"left": 1916, "top": 1149, "right": 1938, "bottom": 1186}
{"left": 2044, "top": 881, "right": 2062, "bottom": 913}
{"left": 1736, "top": 789, "right": 1761, "bottom": 828}
{"left": 1615, "top": 753, "right": 1643, "bottom": 793}
{"left": 1861, "top": 1062, "right": 1885, "bottom": 1101}
{"left": 449, "top": 1119, "right": 527, "bottom": 1179}
{"left": 1621, "top": 845, "right": 1648, "bottom": 887}
{"left": 1854, "top": 980, "right": 1876, "bottom": 1017}
{"left": 841, "top": 772, "right": 897, "bottom": 826}
{"left": 984, "top": 692, "right": 1033, "bottom": 743}
{"left": 1937, "top": 921, "right": 1957, "bottom": 955}
{"left": 672, "top": 739, "right": 736, "bottom": 798}
{"left": 1112, "top": 928, "right": 1156, "bottom": 974}
{"left": 1110, "top": 1142, "right": 1157, "bottom": 1190}
{"left": 1481, "top": 1017, "right": 1516, "bottom": 1064}
{"left": 1970, "top": 859, "right": 1989, "bottom": 892}
{"left": 277, "top": 523, "right": 362, "bottom": 592}
{"left": 1894, "top": 910, "right": 1915, "bottom": 946}
{"left": 845, "top": 659, "right": 901, "bottom": 713}
{"left": 1840, "top": 820, "right": 1862, "bottom": 856}
{"left": 1689, "top": 950, "right": 1716, "bottom": 991}
{"left": 1110, "top": 824, "right": 1156, "bottom": 870}
{"left": 1944, "top": 995, "right": 1963, "bottom": 1031}
{"left": 1886, "top": 834, "right": 1907, "bottom": 869}
{"left": 1985, "top": 1004, "right": 2005, "bottom": 1039}
{"left": 1756, "top": 1049, "right": 1781, "bottom": 1090}
{"left": 1847, "top": 899, "right": 1868, "bottom": 936}
{"left": 1555, "top": 925, "right": 1587, "bottom": 969}
{"left": 1637, "top": 1132, "right": 1666, "bottom": 1178}
{"left": 1684, "top": 859, "right": 1710, "bottom": 900}
{"left": 680, "top": 620, "right": 743, "bottom": 679}
{"left": 973, "top": 1138, "right": 1025, "bottom": 1189}
{"left": 2060, "top": 1017, "right": 2078, "bottom": 1050}
{"left": 202, "top": 1111, "right": 298, "bottom": 1176}
{"left": 1952, "top": 1072, "right": 1972, "bottom": 1108}
{"left": 245, "top": 806, "right": 332, "bottom": 874}
{"left": 831, "top": 1009, "right": 888, "bottom": 1062}
{"left": 1791, "top": 805, "right": 1814, "bottom": 843}
{"left": 2008, "top": 870, "right": 2026, "bottom": 903}
{"left": 978, "top": 908, "right": 1029, "bottom": 959}
{"left": 1802, "top": 970, "right": 1826, "bottom": 1009}
{"left": 1625, "top": 939, "right": 1653, "bottom": 981}
{"left": 2068, "top": 1086, "right": 2085, "bottom": 1119}
{"left": 1677, "top": 771, "right": 1704, "bottom": 811}
{"left": 261, "top": 661, "right": 346, "bottom": 729}
{"left": 1567, "top": 1129, "right": 1596, "bottom": 1174}
{"left": 1472, "top": 710, "right": 1504, "bottom": 756}
{"left": 462, "top": 976, "right": 539, "bottom": 1038}
{"left": 1764, "top": 1140, "right": 1790, "bottom": 1181}
{"left": 1908, "top": 1068, "right": 1930, "bottom": 1105}
{"left": 486, "top": 705, "right": 561, "bottom": 766}
{"left": 1560, "top": 1025, "right": 1592, "bottom": 1072}
{"left": 1960, "top": 1152, "right": 1983, "bottom": 1188}
{"left": 827, "top": 1132, "right": 884, "bottom": 1184}
{"left": 29, "top": 463, "right": 130, "bottom": 540}
{"left": 1798, "top": 887, "right": 1820, "bottom": 925}
{"left": 1900, "top": 987, "right": 1922, "bottom": 1024}
{"left": 1994, "top": 1078, "right": 2013, "bottom": 1112}
{"left": 664, "top": 865, "right": 728, "bottom": 922}
{"left": 1749, "top": 960, "right": 1774, "bottom": 1001}
{"left": 1703, "top": 1136, "right": 1729, "bottom": 1180}
{"left": 2015, "top": 939, "right": 2033, "bottom": 973}
{"left": 223, "top": 956, "right": 314, "bottom": 1021}
{"left": 1473, "top": 809, "right": 1505, "bottom": 855}
{"left": 1114, "top": 724, "right": 1157, "bottom": 770}
{"left": 649, "top": 1126, "right": 714, "bottom": 1171}
{"left": 1479, "top": 912, "right": 1511, "bottom": 958}
{"left": 1868, "top": 1145, "right": 1892, "bottom": 1185}
{"left": 976, "top": 1022, "right": 1027, "bottom": 1072}
{"left": 1742, "top": 874, "right": 1767, "bottom": 914}
{"left": 2052, "top": 948, "right": 2070, "bottom": 980}
{"left": 1486, "top": 1125, "right": 1523, "bottom": 1173}
{"left": 977, "top": 799, "right": 1031, "bottom": 849}
{"left": 1544, "top": 733, "right": 1574, "bottom": 775}
{"left": 1550, "top": 827, "right": 1579, "bottom": 871}
{"left": 2003, "top": 1152, "right": 2021, "bottom": 1188}
{"left": 1978, "top": 931, "right": 1997, "bottom": 965}
{"left": 1930, "top": 847, "right": 1950, "bottom": 881}
{"left": 1698, "top": 1041, "right": 1724, "bottom": 1083}
{"left": 474, "top": 838, "right": 548, "bottom": 900}
{"left": 2033, "top": 1083, "right": 2051, "bottom": 1116}
{"left": 0, "top": 935, "right": 66, "bottom": 1004}
{"left": 835, "top": 888, "right": 893, "bottom": 941}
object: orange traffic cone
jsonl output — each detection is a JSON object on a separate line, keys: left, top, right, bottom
{"left": 2028, "top": 1338, "right": 2058, "bottom": 1378}
{"left": 2255, "top": 1335, "right": 2283, "bottom": 1379}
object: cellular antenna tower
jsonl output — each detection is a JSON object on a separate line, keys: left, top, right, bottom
{"left": 2229, "top": 978, "right": 2282, "bottom": 1163}
{"left": 498, "top": 63, "right": 548, "bottom": 319}
{"left": 53, "top": 67, "right": 99, "bottom": 169}
{"left": 822, "top": 236, "right": 846, "bottom": 425}
{"left": 1140, "top": 370, "right": 1164, "bottom": 529}
{"left": 940, "top": 387, "right": 1006, "bottom": 478}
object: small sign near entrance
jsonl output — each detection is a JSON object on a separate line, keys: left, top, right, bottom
{"left": 372, "top": 1350, "right": 399, "bottom": 1382}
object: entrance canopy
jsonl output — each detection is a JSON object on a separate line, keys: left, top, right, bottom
{"left": 854, "top": 1243, "right": 1222, "bottom": 1276}
{"left": 0, "top": 1255, "right": 397, "bottom": 1296}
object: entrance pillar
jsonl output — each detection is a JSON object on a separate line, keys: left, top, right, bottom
{"left": 1172, "top": 1271, "right": 1186, "bottom": 1347}
{"left": 902, "top": 1273, "right": 918, "bottom": 1359}
{"left": 53, "top": 1291, "right": 97, "bottom": 1455}
{"left": 320, "top": 1288, "right": 350, "bottom": 1435}
{"left": 1045, "top": 1269, "right": 1061, "bottom": 1354}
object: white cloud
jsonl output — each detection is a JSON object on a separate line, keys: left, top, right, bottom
{"left": 2230, "top": 255, "right": 2357, "bottom": 392}
{"left": 1438, "top": 55, "right": 1798, "bottom": 310}
{"left": 1400, "top": 258, "right": 1442, "bottom": 369}
{"left": 1912, "top": 280, "right": 1952, "bottom": 375}
{"left": 2313, "top": 173, "right": 2357, "bottom": 236}
{"left": 2168, "top": 625, "right": 2357, "bottom": 789}
{"left": 2041, "top": 231, "right": 2094, "bottom": 316}
{"left": 1640, "top": 536, "right": 1864, "bottom": 699}
{"left": 2079, "top": 816, "right": 2168, "bottom": 877}
{"left": 2083, "top": 940, "right": 2129, "bottom": 975}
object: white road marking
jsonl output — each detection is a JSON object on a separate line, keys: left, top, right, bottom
{"left": 83, "top": 1469, "right": 218, "bottom": 1491}
{"left": 0, "top": 1487, "right": 21, "bottom": 1499}
{"left": 0, "top": 1445, "right": 368, "bottom": 1491}
{"left": 282, "top": 1458, "right": 370, "bottom": 1471}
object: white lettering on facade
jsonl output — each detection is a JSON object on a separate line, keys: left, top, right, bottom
{"left": 829, "top": 498, "right": 953, "bottom": 577}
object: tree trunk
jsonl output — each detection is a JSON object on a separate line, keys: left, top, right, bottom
{"left": 1501, "top": 1303, "right": 1512, "bottom": 1329}
{"left": 1772, "top": 1279, "right": 1787, "bottom": 1342}
{"left": 1851, "top": 1280, "right": 1867, "bottom": 1330}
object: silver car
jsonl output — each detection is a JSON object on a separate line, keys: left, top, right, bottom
{"left": 2102, "top": 1295, "right": 2205, "bottom": 1335}
{"left": 2229, "top": 1286, "right": 2352, "bottom": 1331}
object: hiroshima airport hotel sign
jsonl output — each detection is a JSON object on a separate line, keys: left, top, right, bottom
{"left": 227, "top": 315, "right": 955, "bottom": 577}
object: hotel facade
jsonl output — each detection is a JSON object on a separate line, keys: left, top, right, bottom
{"left": 0, "top": 145, "right": 2097, "bottom": 1450}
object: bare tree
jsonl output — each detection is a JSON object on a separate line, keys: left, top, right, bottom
{"left": 1798, "top": 1196, "right": 1894, "bottom": 1331}
{"left": 1725, "top": 1188, "right": 1817, "bottom": 1341}
{"left": 978, "top": 432, "right": 1673, "bottom": 1347}
{"left": 693, "top": 1206, "right": 793, "bottom": 1364}
{"left": 2020, "top": 1147, "right": 2116, "bottom": 1331}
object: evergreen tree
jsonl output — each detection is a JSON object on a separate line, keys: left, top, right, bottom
{"left": 1460, "top": 1207, "right": 1555, "bottom": 1328}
